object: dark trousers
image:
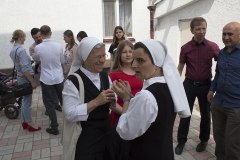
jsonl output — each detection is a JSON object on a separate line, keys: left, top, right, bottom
{"left": 177, "top": 79, "right": 211, "bottom": 144}
{"left": 211, "top": 100, "right": 240, "bottom": 160}
{"left": 41, "top": 81, "right": 63, "bottom": 131}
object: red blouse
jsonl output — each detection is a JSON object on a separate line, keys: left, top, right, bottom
{"left": 109, "top": 70, "right": 143, "bottom": 126}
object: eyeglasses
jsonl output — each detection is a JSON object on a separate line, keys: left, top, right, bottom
{"left": 90, "top": 54, "right": 108, "bottom": 60}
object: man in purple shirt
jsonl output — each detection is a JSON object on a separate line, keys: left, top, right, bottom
{"left": 175, "top": 17, "right": 220, "bottom": 155}
{"left": 29, "top": 28, "right": 62, "bottom": 115}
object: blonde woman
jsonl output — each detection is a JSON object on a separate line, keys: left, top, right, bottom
{"left": 109, "top": 40, "right": 142, "bottom": 126}
{"left": 9, "top": 30, "right": 41, "bottom": 132}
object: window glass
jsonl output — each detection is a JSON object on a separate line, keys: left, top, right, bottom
{"left": 104, "top": 2, "right": 116, "bottom": 37}
{"left": 119, "top": 0, "right": 132, "bottom": 37}
{"left": 103, "top": 0, "right": 132, "bottom": 38}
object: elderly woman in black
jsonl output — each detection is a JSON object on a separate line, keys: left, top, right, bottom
{"left": 62, "top": 37, "right": 116, "bottom": 160}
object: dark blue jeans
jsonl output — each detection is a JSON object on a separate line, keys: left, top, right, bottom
{"left": 177, "top": 78, "right": 211, "bottom": 144}
{"left": 41, "top": 81, "right": 63, "bottom": 131}
{"left": 38, "top": 72, "right": 59, "bottom": 107}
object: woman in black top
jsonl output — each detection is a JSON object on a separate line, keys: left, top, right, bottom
{"left": 109, "top": 26, "right": 128, "bottom": 65}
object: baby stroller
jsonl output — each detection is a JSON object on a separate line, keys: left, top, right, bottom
{"left": 0, "top": 71, "right": 22, "bottom": 119}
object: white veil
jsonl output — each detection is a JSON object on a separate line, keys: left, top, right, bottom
{"left": 141, "top": 39, "right": 191, "bottom": 118}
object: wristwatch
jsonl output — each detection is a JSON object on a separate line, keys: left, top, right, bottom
{"left": 122, "top": 98, "right": 131, "bottom": 104}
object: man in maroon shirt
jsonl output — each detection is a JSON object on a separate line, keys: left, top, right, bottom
{"left": 175, "top": 17, "right": 220, "bottom": 155}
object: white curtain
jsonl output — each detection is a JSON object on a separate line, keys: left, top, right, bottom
{"left": 104, "top": 1, "right": 116, "bottom": 37}
{"left": 119, "top": 0, "right": 132, "bottom": 37}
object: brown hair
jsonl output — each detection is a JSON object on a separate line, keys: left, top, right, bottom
{"left": 64, "top": 30, "right": 77, "bottom": 50}
{"left": 190, "top": 17, "right": 207, "bottom": 30}
{"left": 110, "top": 40, "right": 133, "bottom": 73}
{"left": 10, "top": 29, "right": 26, "bottom": 44}
{"left": 133, "top": 42, "right": 154, "bottom": 64}
{"left": 112, "top": 26, "right": 125, "bottom": 47}
{"left": 40, "top": 25, "right": 51, "bottom": 36}
{"left": 77, "top": 31, "right": 88, "bottom": 39}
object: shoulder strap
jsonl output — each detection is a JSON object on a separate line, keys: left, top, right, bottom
{"left": 99, "top": 71, "right": 109, "bottom": 91}
{"left": 12, "top": 48, "right": 19, "bottom": 85}
{"left": 68, "top": 73, "right": 84, "bottom": 103}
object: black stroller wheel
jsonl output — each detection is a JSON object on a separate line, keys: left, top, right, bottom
{"left": 4, "top": 104, "right": 19, "bottom": 119}
{"left": 16, "top": 97, "right": 22, "bottom": 109}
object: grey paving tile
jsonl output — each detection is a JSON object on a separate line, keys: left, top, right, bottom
{"left": 41, "top": 148, "right": 50, "bottom": 158}
{"left": 31, "top": 149, "right": 40, "bottom": 160}
{"left": 16, "top": 138, "right": 33, "bottom": 144}
{"left": 18, "top": 134, "right": 33, "bottom": 140}
{"left": 184, "top": 142, "right": 194, "bottom": 151}
{"left": 14, "top": 143, "right": 24, "bottom": 153}
{"left": 0, "top": 149, "right": 13, "bottom": 156}
{"left": 206, "top": 145, "right": 215, "bottom": 156}
{"left": 2, "top": 154, "right": 12, "bottom": 160}
{"left": 50, "top": 138, "right": 58, "bottom": 147}
{"left": 0, "top": 145, "right": 15, "bottom": 151}
{"left": 187, "top": 139, "right": 198, "bottom": 148}
{"left": 0, "top": 121, "right": 8, "bottom": 127}
{"left": 5, "top": 126, "right": 13, "bottom": 132}
{"left": 34, "top": 133, "right": 42, "bottom": 141}
{"left": 13, "top": 124, "right": 21, "bottom": 131}
{"left": 174, "top": 154, "right": 186, "bottom": 160}
{"left": 51, "top": 146, "right": 63, "bottom": 152}
{"left": 182, "top": 151, "right": 195, "bottom": 160}
{"left": 38, "top": 158, "right": 50, "bottom": 160}
{"left": 23, "top": 142, "right": 33, "bottom": 151}
{"left": 51, "top": 150, "right": 62, "bottom": 156}
{"left": 208, "top": 157, "right": 217, "bottom": 160}
{"left": 41, "top": 133, "right": 49, "bottom": 139}
{"left": 0, "top": 133, "right": 3, "bottom": 139}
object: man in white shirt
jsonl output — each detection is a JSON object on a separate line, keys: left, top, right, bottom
{"left": 29, "top": 28, "right": 61, "bottom": 116}
{"left": 35, "top": 25, "right": 64, "bottom": 135}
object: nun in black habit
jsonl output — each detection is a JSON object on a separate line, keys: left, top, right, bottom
{"left": 112, "top": 39, "right": 191, "bottom": 160}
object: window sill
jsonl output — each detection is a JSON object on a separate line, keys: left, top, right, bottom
{"left": 103, "top": 38, "right": 136, "bottom": 43}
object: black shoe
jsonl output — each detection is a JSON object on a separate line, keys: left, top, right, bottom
{"left": 46, "top": 128, "right": 59, "bottom": 135}
{"left": 196, "top": 141, "right": 207, "bottom": 152}
{"left": 55, "top": 105, "right": 62, "bottom": 112}
{"left": 175, "top": 143, "right": 185, "bottom": 155}
{"left": 45, "top": 111, "right": 49, "bottom": 115}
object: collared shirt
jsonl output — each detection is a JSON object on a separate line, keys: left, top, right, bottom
{"left": 116, "top": 76, "right": 166, "bottom": 140}
{"left": 29, "top": 42, "right": 41, "bottom": 72}
{"left": 210, "top": 43, "right": 240, "bottom": 108}
{"left": 62, "top": 66, "right": 117, "bottom": 122}
{"left": 29, "top": 42, "right": 37, "bottom": 56}
{"left": 35, "top": 39, "right": 64, "bottom": 85}
{"left": 179, "top": 38, "right": 220, "bottom": 81}
{"left": 9, "top": 43, "right": 34, "bottom": 76}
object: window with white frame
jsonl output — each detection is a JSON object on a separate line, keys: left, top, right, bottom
{"left": 103, "top": 0, "right": 133, "bottom": 38}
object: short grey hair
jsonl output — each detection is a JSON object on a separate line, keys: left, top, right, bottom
{"left": 93, "top": 43, "right": 105, "bottom": 49}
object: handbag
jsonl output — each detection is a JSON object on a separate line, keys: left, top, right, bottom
{"left": 11, "top": 48, "right": 33, "bottom": 98}
{"left": 61, "top": 73, "right": 84, "bottom": 160}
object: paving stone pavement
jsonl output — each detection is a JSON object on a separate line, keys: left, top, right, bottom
{"left": 0, "top": 86, "right": 216, "bottom": 160}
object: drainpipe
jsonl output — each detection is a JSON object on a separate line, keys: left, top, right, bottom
{"left": 147, "top": 5, "right": 156, "bottom": 39}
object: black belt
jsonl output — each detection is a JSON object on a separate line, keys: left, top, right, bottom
{"left": 185, "top": 78, "right": 211, "bottom": 86}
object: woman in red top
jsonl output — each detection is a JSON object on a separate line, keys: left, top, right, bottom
{"left": 109, "top": 40, "right": 143, "bottom": 126}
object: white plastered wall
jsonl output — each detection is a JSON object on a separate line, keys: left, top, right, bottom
{"left": 0, "top": 0, "right": 150, "bottom": 69}
{"left": 154, "top": 0, "right": 240, "bottom": 66}
{"left": 0, "top": 0, "right": 103, "bottom": 69}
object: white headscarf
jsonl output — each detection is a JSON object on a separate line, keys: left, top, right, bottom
{"left": 141, "top": 39, "right": 191, "bottom": 118}
{"left": 69, "top": 37, "right": 102, "bottom": 74}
